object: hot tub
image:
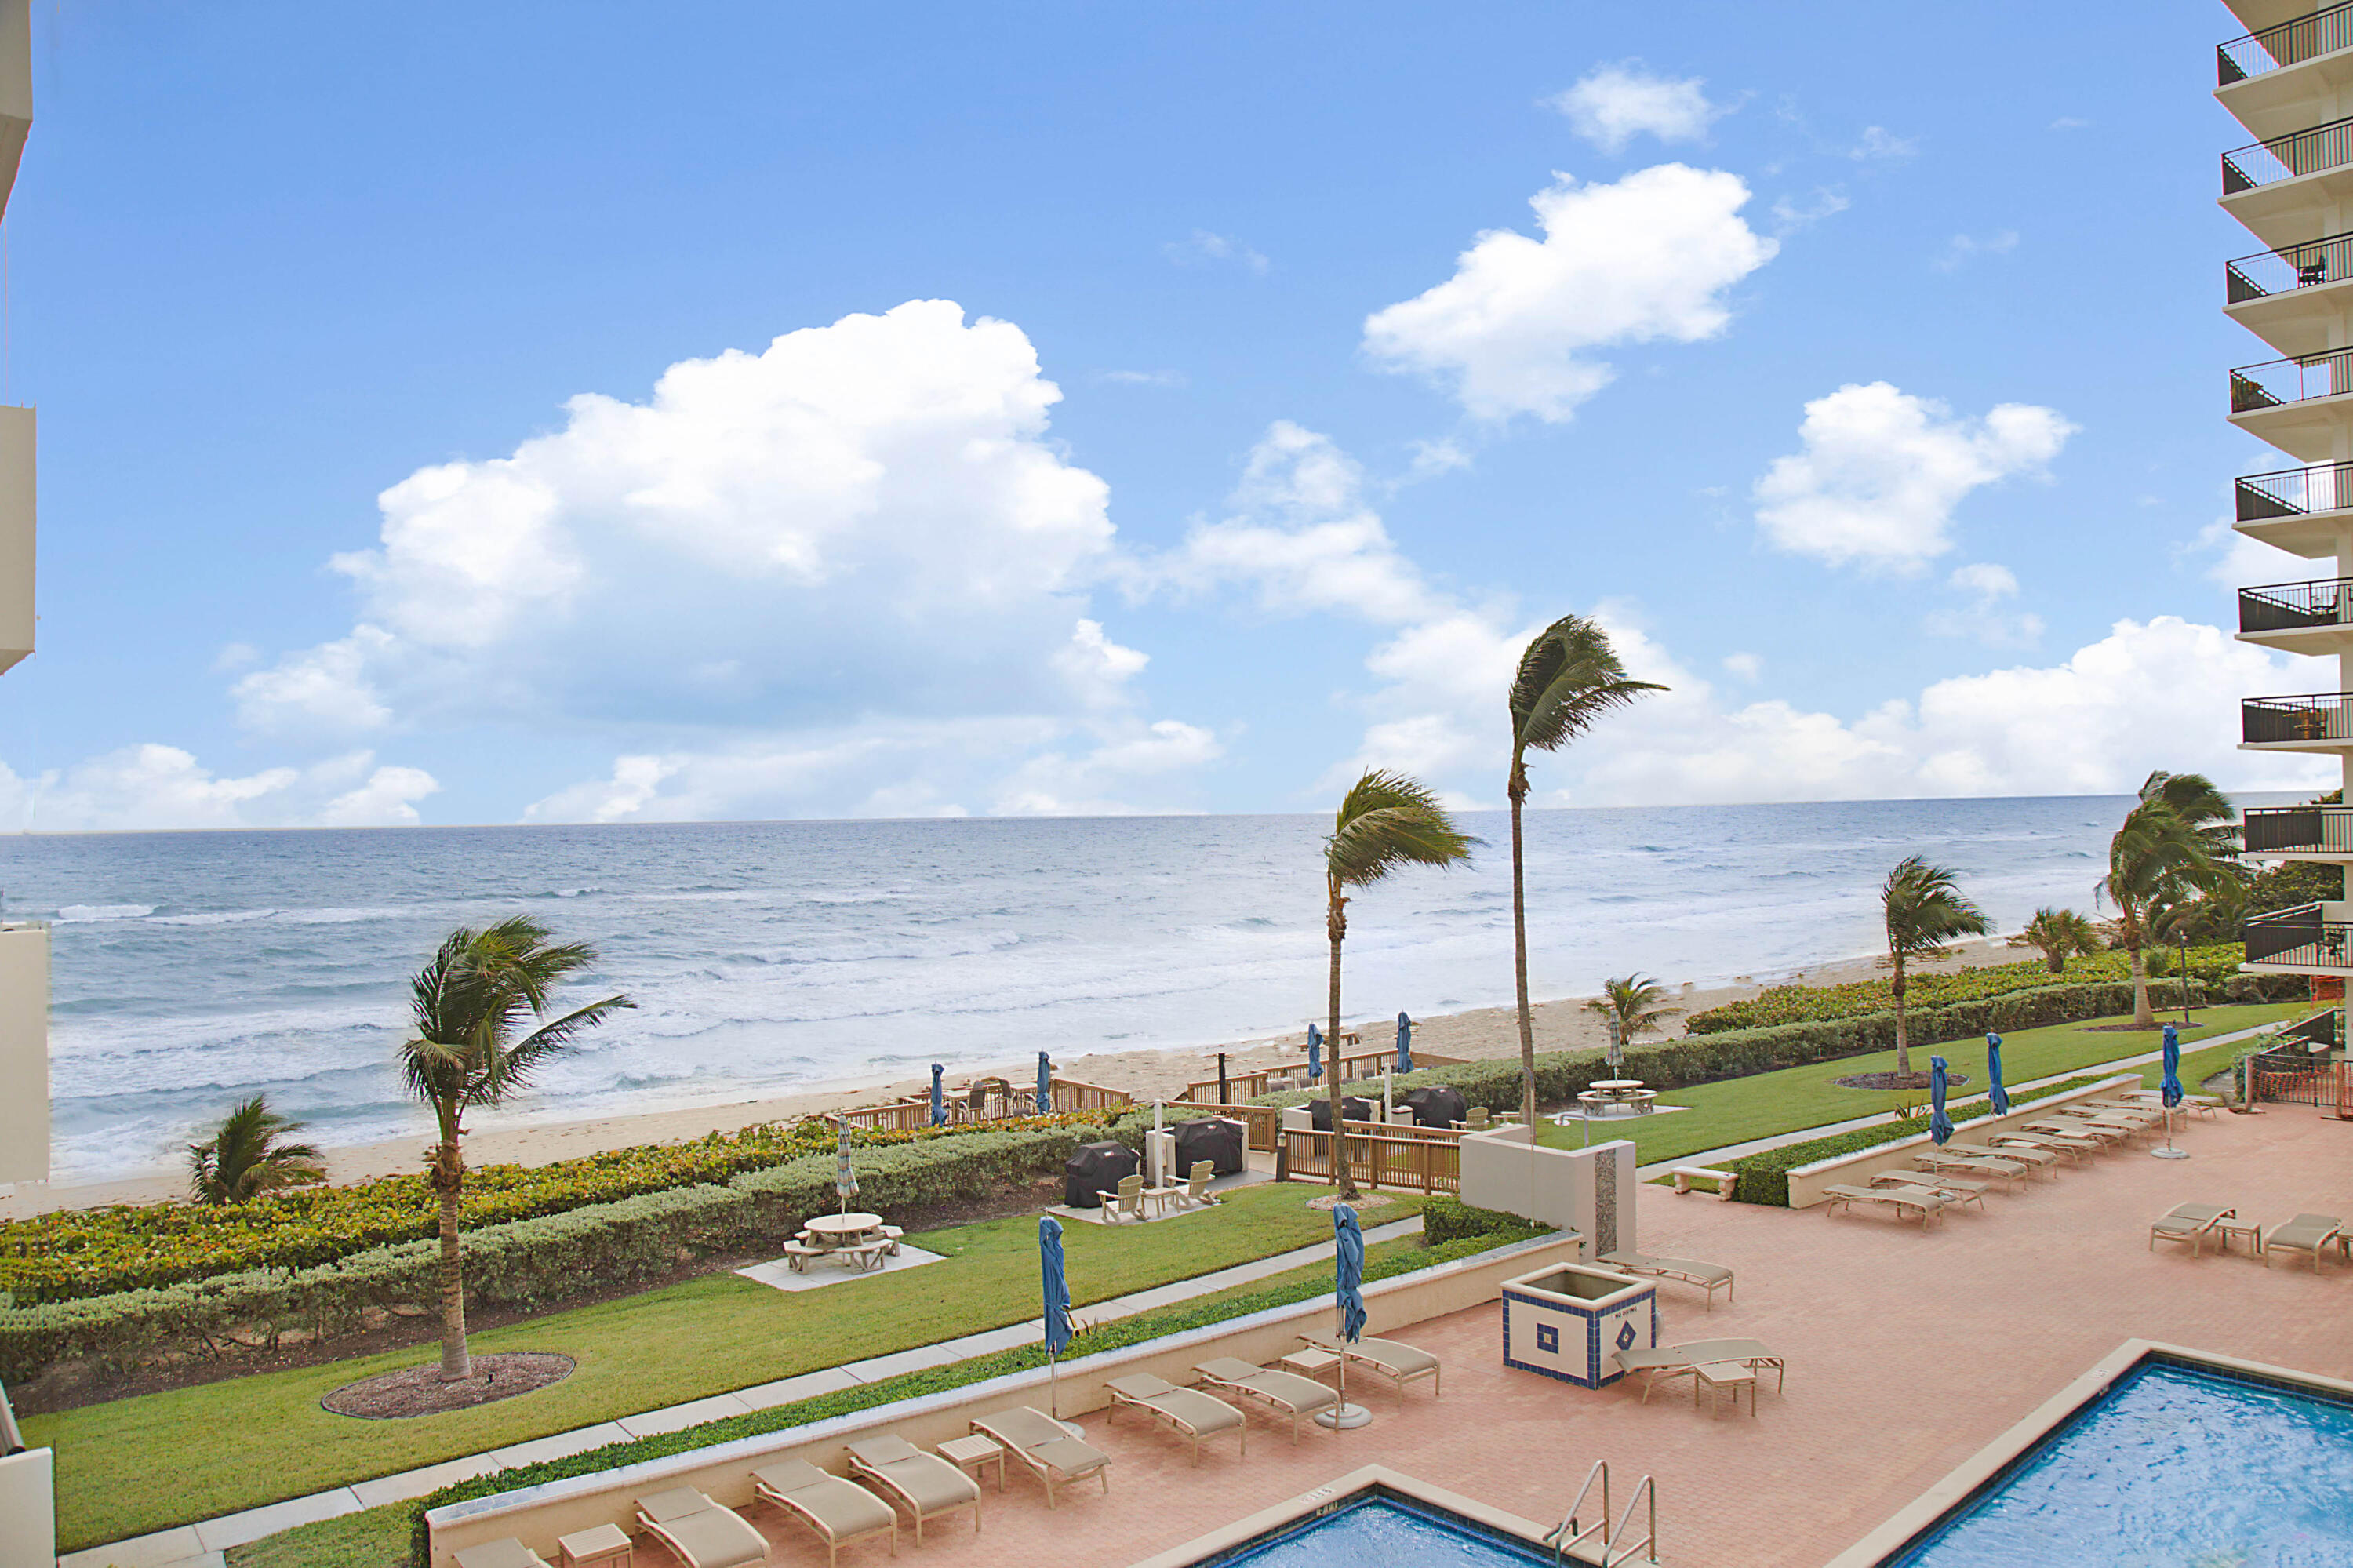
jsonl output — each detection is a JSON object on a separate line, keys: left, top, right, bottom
{"left": 1500, "top": 1263, "right": 1656, "bottom": 1388}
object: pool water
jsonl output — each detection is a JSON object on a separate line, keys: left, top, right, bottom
{"left": 1203, "top": 1492, "right": 1554, "bottom": 1566}
{"left": 1891, "top": 1361, "right": 2353, "bottom": 1566}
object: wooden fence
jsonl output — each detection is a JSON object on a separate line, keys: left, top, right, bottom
{"left": 1276, "top": 1125, "right": 1461, "bottom": 1194}
{"left": 1182, "top": 1047, "right": 1464, "bottom": 1104}
{"left": 1156, "top": 1100, "right": 1282, "bottom": 1153}
{"left": 824, "top": 1075, "right": 1133, "bottom": 1133}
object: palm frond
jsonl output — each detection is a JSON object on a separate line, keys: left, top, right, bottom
{"left": 1882, "top": 855, "right": 1991, "bottom": 961}
{"left": 1325, "top": 770, "right": 1479, "bottom": 889}
{"left": 1508, "top": 615, "right": 1666, "bottom": 757}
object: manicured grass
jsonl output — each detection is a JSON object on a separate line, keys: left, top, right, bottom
{"left": 1533, "top": 1002, "right": 2313, "bottom": 1167}
{"left": 34, "top": 1182, "right": 1419, "bottom": 1552}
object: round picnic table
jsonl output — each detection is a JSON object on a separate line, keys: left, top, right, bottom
{"left": 1589, "top": 1079, "right": 1644, "bottom": 1096}
{"left": 805, "top": 1211, "right": 885, "bottom": 1247}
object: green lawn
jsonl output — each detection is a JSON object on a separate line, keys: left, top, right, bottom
{"left": 1533, "top": 1001, "right": 2311, "bottom": 1167}
{"left": 36, "top": 1183, "right": 1419, "bottom": 1552}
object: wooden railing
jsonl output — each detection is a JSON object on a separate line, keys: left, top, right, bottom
{"left": 1182, "top": 1047, "right": 1464, "bottom": 1104}
{"left": 1156, "top": 1100, "right": 1282, "bottom": 1153}
{"left": 1277, "top": 1125, "right": 1461, "bottom": 1193}
{"left": 824, "top": 1075, "right": 1133, "bottom": 1133}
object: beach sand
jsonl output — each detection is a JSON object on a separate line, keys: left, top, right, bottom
{"left": 1, "top": 938, "right": 2019, "bottom": 1218}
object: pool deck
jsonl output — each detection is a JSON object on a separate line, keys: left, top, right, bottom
{"left": 624, "top": 1104, "right": 2353, "bottom": 1568}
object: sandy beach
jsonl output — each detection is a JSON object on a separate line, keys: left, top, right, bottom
{"left": 1, "top": 938, "right": 2017, "bottom": 1218}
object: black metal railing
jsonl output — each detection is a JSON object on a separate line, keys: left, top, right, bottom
{"left": 2228, "top": 230, "right": 2353, "bottom": 301}
{"left": 2241, "top": 576, "right": 2353, "bottom": 633}
{"left": 2224, "top": 115, "right": 2353, "bottom": 193}
{"left": 2243, "top": 904, "right": 2353, "bottom": 966}
{"left": 2232, "top": 349, "right": 2353, "bottom": 410}
{"left": 2220, "top": 1, "right": 2353, "bottom": 85}
{"left": 2245, "top": 804, "right": 2353, "bottom": 853}
{"left": 2238, "top": 460, "right": 2353, "bottom": 519}
{"left": 2243, "top": 692, "right": 2353, "bottom": 743}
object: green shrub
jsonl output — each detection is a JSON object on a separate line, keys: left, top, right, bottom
{"left": 404, "top": 1226, "right": 1542, "bottom": 1566}
{"left": 1420, "top": 1195, "right": 1544, "bottom": 1246}
{"left": 0, "top": 1126, "right": 1091, "bottom": 1384}
{"left": 1686, "top": 950, "right": 2240, "bottom": 1033}
{"left": 0, "top": 1113, "right": 1111, "bottom": 1307}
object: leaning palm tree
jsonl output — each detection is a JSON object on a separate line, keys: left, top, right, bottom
{"left": 2013, "top": 907, "right": 2104, "bottom": 975}
{"left": 402, "top": 916, "right": 633, "bottom": 1381}
{"left": 2098, "top": 771, "right": 2239, "bottom": 1029}
{"left": 1582, "top": 973, "right": 1683, "bottom": 1044}
{"left": 1324, "top": 769, "right": 1476, "bottom": 1199}
{"left": 187, "top": 1095, "right": 326, "bottom": 1206}
{"left": 1506, "top": 616, "right": 1664, "bottom": 1127}
{"left": 1882, "top": 857, "right": 1990, "bottom": 1077}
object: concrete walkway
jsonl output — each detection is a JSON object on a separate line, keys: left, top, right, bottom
{"left": 57, "top": 1214, "right": 1422, "bottom": 1568}
{"left": 1635, "top": 1015, "right": 2286, "bottom": 1180}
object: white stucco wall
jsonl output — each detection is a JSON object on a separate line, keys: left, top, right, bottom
{"left": 1457, "top": 1126, "right": 1633, "bottom": 1256}
{"left": 0, "top": 922, "right": 49, "bottom": 1185}
{"left": 0, "top": 1447, "right": 55, "bottom": 1568}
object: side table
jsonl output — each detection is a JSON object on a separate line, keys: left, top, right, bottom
{"left": 1278, "top": 1346, "right": 1342, "bottom": 1384}
{"left": 2216, "top": 1218, "right": 2263, "bottom": 1258}
{"left": 558, "top": 1522, "right": 633, "bottom": 1568}
{"left": 938, "top": 1431, "right": 1006, "bottom": 1492}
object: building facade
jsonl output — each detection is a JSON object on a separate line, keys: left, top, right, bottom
{"left": 0, "top": 0, "right": 40, "bottom": 1188}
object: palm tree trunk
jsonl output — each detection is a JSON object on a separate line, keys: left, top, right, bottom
{"left": 1327, "top": 876, "right": 1358, "bottom": 1201}
{"left": 1508, "top": 759, "right": 1536, "bottom": 1128}
{"left": 2129, "top": 943, "right": 2154, "bottom": 1029}
{"left": 1891, "top": 955, "right": 1910, "bottom": 1077}
{"left": 432, "top": 1111, "right": 471, "bottom": 1382}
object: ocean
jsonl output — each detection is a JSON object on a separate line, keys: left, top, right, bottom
{"left": 1, "top": 796, "right": 2170, "bottom": 1183}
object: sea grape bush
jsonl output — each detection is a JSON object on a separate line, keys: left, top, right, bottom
{"left": 1683, "top": 947, "right": 2262, "bottom": 1034}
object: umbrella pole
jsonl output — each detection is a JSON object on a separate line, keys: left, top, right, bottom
{"left": 2153, "top": 1104, "right": 2189, "bottom": 1159}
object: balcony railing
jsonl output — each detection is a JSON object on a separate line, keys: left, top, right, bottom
{"left": 2238, "top": 460, "right": 2353, "bottom": 519}
{"left": 2242, "top": 576, "right": 2353, "bottom": 632}
{"left": 2220, "top": 1, "right": 2353, "bottom": 85}
{"left": 2245, "top": 804, "right": 2353, "bottom": 853}
{"left": 2243, "top": 691, "right": 2353, "bottom": 742}
{"left": 2231, "top": 349, "right": 2353, "bottom": 411}
{"left": 2244, "top": 904, "right": 2353, "bottom": 967}
{"left": 2224, "top": 115, "right": 2353, "bottom": 193}
{"left": 2228, "top": 230, "right": 2353, "bottom": 301}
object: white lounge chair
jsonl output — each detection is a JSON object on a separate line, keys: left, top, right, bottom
{"left": 1822, "top": 1182, "right": 1944, "bottom": 1228}
{"left": 2149, "top": 1202, "right": 2234, "bottom": 1257}
{"left": 1298, "top": 1332, "right": 1441, "bottom": 1400}
{"left": 1106, "top": 1373, "right": 1246, "bottom": 1463}
{"left": 753, "top": 1461, "right": 898, "bottom": 1566}
{"left": 453, "top": 1543, "right": 550, "bottom": 1568}
{"left": 1598, "top": 1249, "right": 1734, "bottom": 1310}
{"left": 2263, "top": 1212, "right": 2347, "bottom": 1272}
{"left": 635, "top": 1486, "right": 770, "bottom": 1568}
{"left": 844, "top": 1435, "right": 982, "bottom": 1542}
{"left": 968, "top": 1406, "right": 1111, "bottom": 1508}
{"left": 1192, "top": 1355, "right": 1341, "bottom": 1441}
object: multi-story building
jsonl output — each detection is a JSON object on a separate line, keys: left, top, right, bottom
{"left": 0, "top": 0, "right": 40, "bottom": 1190}
{"left": 2218, "top": 0, "right": 2353, "bottom": 1081}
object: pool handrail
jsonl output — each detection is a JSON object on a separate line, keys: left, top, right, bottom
{"left": 1602, "top": 1472, "right": 1656, "bottom": 1567}
{"left": 1546, "top": 1459, "right": 1609, "bottom": 1563}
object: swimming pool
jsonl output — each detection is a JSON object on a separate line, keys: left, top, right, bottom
{"left": 1189, "top": 1487, "right": 1555, "bottom": 1566}
{"left": 1886, "top": 1357, "right": 2353, "bottom": 1566}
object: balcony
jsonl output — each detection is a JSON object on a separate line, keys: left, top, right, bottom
{"left": 2219, "top": 4, "right": 2353, "bottom": 143}
{"left": 2229, "top": 351, "right": 2353, "bottom": 457}
{"left": 2221, "top": 1, "right": 2353, "bottom": 82}
{"left": 2226, "top": 231, "right": 2353, "bottom": 355}
{"left": 2221, "top": 116, "right": 2353, "bottom": 247}
{"left": 2243, "top": 902, "right": 2353, "bottom": 970}
{"left": 2242, "top": 691, "right": 2353, "bottom": 747}
{"left": 2245, "top": 804, "right": 2353, "bottom": 857}
{"left": 2240, "top": 575, "right": 2353, "bottom": 650}
{"left": 2235, "top": 461, "right": 2353, "bottom": 555}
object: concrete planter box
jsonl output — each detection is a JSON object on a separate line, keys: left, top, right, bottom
{"left": 1500, "top": 1264, "right": 1655, "bottom": 1388}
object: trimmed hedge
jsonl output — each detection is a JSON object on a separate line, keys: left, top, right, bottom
{"left": 1421, "top": 1195, "right": 1544, "bottom": 1246}
{"left": 1726, "top": 1072, "right": 2125, "bottom": 1206}
{"left": 0, "top": 1113, "right": 1112, "bottom": 1307}
{"left": 0, "top": 1125, "right": 1089, "bottom": 1385}
{"left": 1687, "top": 948, "right": 2248, "bottom": 1033}
{"left": 406, "top": 1221, "right": 1546, "bottom": 1566}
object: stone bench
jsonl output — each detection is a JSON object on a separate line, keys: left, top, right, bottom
{"left": 1671, "top": 1166, "right": 1738, "bottom": 1201}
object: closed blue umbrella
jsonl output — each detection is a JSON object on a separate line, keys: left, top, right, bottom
{"left": 1929, "top": 1055, "right": 1954, "bottom": 1147}
{"left": 929, "top": 1064, "right": 946, "bottom": 1128}
{"left": 2155, "top": 1023, "right": 2190, "bottom": 1160}
{"left": 835, "top": 1119, "right": 860, "bottom": 1213}
{"left": 1039, "top": 1215, "right": 1074, "bottom": 1419}
{"left": 1986, "top": 1034, "right": 2009, "bottom": 1116}
{"left": 1036, "top": 1051, "right": 1054, "bottom": 1115}
{"left": 1395, "top": 1013, "right": 1413, "bottom": 1075}
{"left": 1322, "top": 1204, "right": 1370, "bottom": 1428}
{"left": 1307, "top": 1024, "right": 1323, "bottom": 1083}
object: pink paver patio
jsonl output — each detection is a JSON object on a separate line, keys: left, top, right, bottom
{"left": 623, "top": 1107, "right": 2353, "bottom": 1568}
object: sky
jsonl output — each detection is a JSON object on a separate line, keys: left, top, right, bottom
{"left": 0, "top": 0, "right": 2337, "bottom": 828}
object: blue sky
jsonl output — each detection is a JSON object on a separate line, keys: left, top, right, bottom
{"left": 0, "top": 0, "right": 2333, "bottom": 827}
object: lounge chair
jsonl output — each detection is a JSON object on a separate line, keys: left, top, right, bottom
{"left": 1912, "top": 1150, "right": 2030, "bottom": 1188}
{"left": 1612, "top": 1345, "right": 1703, "bottom": 1404}
{"left": 1298, "top": 1332, "right": 1441, "bottom": 1400}
{"left": 635, "top": 1486, "right": 771, "bottom": 1568}
{"left": 1596, "top": 1250, "right": 1735, "bottom": 1310}
{"left": 844, "top": 1435, "right": 982, "bottom": 1543}
{"left": 1106, "top": 1373, "right": 1246, "bottom": 1463}
{"left": 2024, "top": 1118, "right": 2126, "bottom": 1148}
{"left": 1822, "top": 1182, "right": 1943, "bottom": 1228}
{"left": 1465, "top": 1107, "right": 1490, "bottom": 1130}
{"left": 753, "top": 1461, "right": 899, "bottom": 1566}
{"left": 968, "top": 1406, "right": 1111, "bottom": 1508}
{"left": 453, "top": 1542, "right": 551, "bottom": 1568}
{"left": 1945, "top": 1140, "right": 2058, "bottom": 1173}
{"left": 1180, "top": 1159, "right": 1219, "bottom": 1207}
{"left": 1097, "top": 1173, "right": 1146, "bottom": 1223}
{"left": 1871, "top": 1173, "right": 1986, "bottom": 1213}
{"left": 1992, "top": 1131, "right": 2092, "bottom": 1162}
{"left": 2149, "top": 1202, "right": 2235, "bottom": 1257}
{"left": 1192, "top": 1355, "right": 1341, "bottom": 1441}
{"left": 2263, "top": 1213, "right": 2348, "bottom": 1272}
{"left": 1613, "top": 1337, "right": 1784, "bottom": 1404}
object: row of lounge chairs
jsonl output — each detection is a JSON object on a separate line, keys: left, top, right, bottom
{"left": 1821, "top": 1093, "right": 2197, "bottom": 1229}
{"left": 2151, "top": 1202, "right": 2350, "bottom": 1270}
{"left": 454, "top": 1333, "right": 1449, "bottom": 1568}
{"left": 1097, "top": 1162, "right": 1220, "bottom": 1222}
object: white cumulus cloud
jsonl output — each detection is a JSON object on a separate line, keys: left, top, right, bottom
{"left": 0, "top": 747, "right": 438, "bottom": 832}
{"left": 1362, "top": 164, "right": 1777, "bottom": 423}
{"left": 1546, "top": 64, "right": 1729, "bottom": 153}
{"left": 1753, "top": 382, "right": 2075, "bottom": 573}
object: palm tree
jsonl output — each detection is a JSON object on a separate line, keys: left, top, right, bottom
{"left": 2098, "top": 771, "right": 2240, "bottom": 1029}
{"left": 402, "top": 916, "right": 633, "bottom": 1381}
{"left": 1582, "top": 974, "right": 1683, "bottom": 1043}
{"left": 1507, "top": 616, "right": 1664, "bottom": 1126}
{"left": 2013, "top": 907, "right": 2104, "bottom": 975}
{"left": 1882, "top": 857, "right": 1991, "bottom": 1077}
{"left": 187, "top": 1095, "right": 326, "bottom": 1206}
{"left": 1323, "top": 769, "right": 1476, "bottom": 1199}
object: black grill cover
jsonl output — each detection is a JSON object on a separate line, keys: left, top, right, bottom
{"left": 1307, "top": 1096, "right": 1378, "bottom": 1133}
{"left": 1171, "top": 1117, "right": 1246, "bottom": 1177}
{"left": 1401, "top": 1086, "right": 1467, "bottom": 1129}
{"left": 1064, "top": 1139, "right": 1140, "bottom": 1208}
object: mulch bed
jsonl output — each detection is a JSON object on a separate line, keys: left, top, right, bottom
{"left": 1306, "top": 1193, "right": 1396, "bottom": 1213}
{"left": 321, "top": 1352, "right": 576, "bottom": 1419}
{"left": 1832, "top": 1071, "right": 1970, "bottom": 1091}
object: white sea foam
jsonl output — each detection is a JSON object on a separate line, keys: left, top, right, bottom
{"left": 51, "top": 904, "right": 157, "bottom": 922}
